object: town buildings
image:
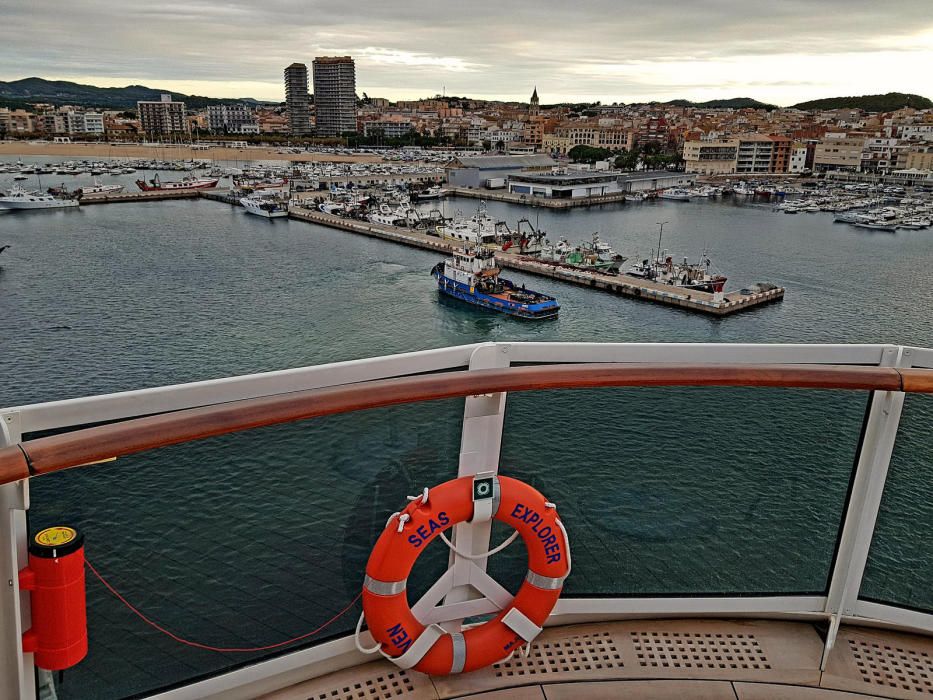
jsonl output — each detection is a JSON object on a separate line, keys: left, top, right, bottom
{"left": 312, "top": 56, "right": 357, "bottom": 137}
{"left": 284, "top": 63, "right": 312, "bottom": 135}
{"left": 136, "top": 94, "right": 188, "bottom": 138}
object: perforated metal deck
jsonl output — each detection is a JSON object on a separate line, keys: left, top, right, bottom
{"left": 260, "top": 620, "right": 933, "bottom": 700}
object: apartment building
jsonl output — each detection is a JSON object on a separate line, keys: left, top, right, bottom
{"left": 735, "top": 134, "right": 778, "bottom": 174}
{"left": 812, "top": 136, "right": 865, "bottom": 172}
{"left": 207, "top": 104, "right": 259, "bottom": 134}
{"left": 283, "top": 63, "right": 311, "bottom": 135}
{"left": 312, "top": 56, "right": 357, "bottom": 137}
{"left": 64, "top": 111, "right": 104, "bottom": 135}
{"left": 0, "top": 108, "right": 35, "bottom": 134}
{"left": 137, "top": 95, "right": 188, "bottom": 138}
{"left": 683, "top": 139, "right": 739, "bottom": 175}
{"left": 363, "top": 116, "right": 414, "bottom": 138}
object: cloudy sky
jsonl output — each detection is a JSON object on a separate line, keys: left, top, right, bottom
{"left": 3, "top": 1, "right": 932, "bottom": 105}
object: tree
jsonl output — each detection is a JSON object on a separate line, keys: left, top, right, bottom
{"left": 495, "top": 140, "right": 505, "bottom": 153}
{"left": 568, "top": 145, "right": 613, "bottom": 164}
{"left": 482, "top": 139, "right": 492, "bottom": 152}
{"left": 614, "top": 149, "right": 640, "bottom": 171}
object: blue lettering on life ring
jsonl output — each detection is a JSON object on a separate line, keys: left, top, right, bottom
{"left": 511, "top": 503, "right": 562, "bottom": 564}
{"left": 406, "top": 511, "right": 451, "bottom": 548}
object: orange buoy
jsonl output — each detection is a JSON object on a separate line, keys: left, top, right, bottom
{"left": 361, "top": 475, "right": 570, "bottom": 675}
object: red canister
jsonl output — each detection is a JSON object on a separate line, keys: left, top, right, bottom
{"left": 19, "top": 526, "right": 88, "bottom": 670}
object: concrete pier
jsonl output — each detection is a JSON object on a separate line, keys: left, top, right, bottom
{"left": 284, "top": 206, "right": 784, "bottom": 316}
{"left": 74, "top": 191, "right": 784, "bottom": 316}
{"left": 80, "top": 189, "right": 208, "bottom": 205}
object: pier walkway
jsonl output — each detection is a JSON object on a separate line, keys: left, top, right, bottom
{"left": 286, "top": 206, "right": 784, "bottom": 316}
{"left": 73, "top": 190, "right": 784, "bottom": 316}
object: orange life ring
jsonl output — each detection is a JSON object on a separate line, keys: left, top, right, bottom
{"left": 361, "top": 474, "right": 570, "bottom": 675}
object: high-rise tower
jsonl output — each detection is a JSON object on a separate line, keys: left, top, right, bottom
{"left": 529, "top": 87, "right": 540, "bottom": 117}
{"left": 312, "top": 56, "right": 357, "bottom": 137}
{"left": 284, "top": 63, "right": 311, "bottom": 135}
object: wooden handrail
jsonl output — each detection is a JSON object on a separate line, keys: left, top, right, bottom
{"left": 1, "top": 363, "right": 931, "bottom": 487}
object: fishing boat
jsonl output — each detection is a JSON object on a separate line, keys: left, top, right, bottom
{"left": 626, "top": 254, "right": 727, "bottom": 292}
{"left": 135, "top": 174, "right": 219, "bottom": 191}
{"left": 0, "top": 185, "right": 80, "bottom": 211}
{"left": 79, "top": 180, "right": 124, "bottom": 195}
{"left": 533, "top": 233, "right": 627, "bottom": 274}
{"left": 659, "top": 188, "right": 691, "bottom": 201}
{"left": 240, "top": 192, "right": 289, "bottom": 219}
{"left": 431, "top": 246, "right": 559, "bottom": 319}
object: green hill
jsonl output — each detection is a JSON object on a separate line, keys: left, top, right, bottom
{"left": 0, "top": 77, "right": 273, "bottom": 110}
{"left": 663, "top": 97, "right": 777, "bottom": 110}
{"left": 791, "top": 92, "right": 932, "bottom": 112}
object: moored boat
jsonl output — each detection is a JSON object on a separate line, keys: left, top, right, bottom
{"left": 0, "top": 185, "right": 80, "bottom": 211}
{"left": 659, "top": 188, "right": 691, "bottom": 201}
{"left": 135, "top": 174, "right": 219, "bottom": 191}
{"left": 240, "top": 192, "right": 289, "bottom": 219}
{"left": 431, "top": 246, "right": 559, "bottom": 319}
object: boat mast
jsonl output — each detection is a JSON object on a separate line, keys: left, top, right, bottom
{"left": 655, "top": 221, "right": 668, "bottom": 266}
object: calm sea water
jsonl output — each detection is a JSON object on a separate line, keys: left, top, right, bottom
{"left": 1, "top": 157, "right": 931, "bottom": 698}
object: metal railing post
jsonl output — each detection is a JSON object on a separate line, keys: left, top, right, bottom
{"left": 0, "top": 411, "right": 35, "bottom": 700}
{"left": 441, "top": 343, "right": 510, "bottom": 619}
{"left": 821, "top": 345, "right": 906, "bottom": 668}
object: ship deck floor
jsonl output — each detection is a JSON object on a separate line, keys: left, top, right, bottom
{"left": 260, "top": 619, "right": 933, "bottom": 700}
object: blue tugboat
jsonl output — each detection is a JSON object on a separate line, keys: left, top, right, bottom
{"left": 431, "top": 246, "right": 560, "bottom": 319}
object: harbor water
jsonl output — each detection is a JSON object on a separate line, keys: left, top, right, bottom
{"left": 1, "top": 158, "right": 931, "bottom": 698}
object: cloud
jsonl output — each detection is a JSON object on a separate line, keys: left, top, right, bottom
{"left": 1, "top": 0, "right": 932, "bottom": 104}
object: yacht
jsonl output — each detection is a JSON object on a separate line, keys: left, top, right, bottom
{"left": 240, "top": 192, "right": 289, "bottom": 219}
{"left": 0, "top": 185, "right": 80, "bottom": 211}
{"left": 659, "top": 188, "right": 691, "bottom": 201}
{"left": 415, "top": 185, "right": 449, "bottom": 200}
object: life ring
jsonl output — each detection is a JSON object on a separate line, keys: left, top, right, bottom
{"left": 360, "top": 474, "right": 570, "bottom": 675}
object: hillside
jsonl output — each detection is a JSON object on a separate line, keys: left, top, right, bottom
{"left": 0, "top": 77, "right": 273, "bottom": 109}
{"left": 663, "top": 97, "right": 777, "bottom": 110}
{"left": 790, "top": 92, "right": 932, "bottom": 112}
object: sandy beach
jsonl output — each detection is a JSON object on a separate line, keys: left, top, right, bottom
{"left": 0, "top": 141, "right": 383, "bottom": 163}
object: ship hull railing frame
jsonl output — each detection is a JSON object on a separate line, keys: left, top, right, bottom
{"left": 1, "top": 341, "right": 931, "bottom": 700}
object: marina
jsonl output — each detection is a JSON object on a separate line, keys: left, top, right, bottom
{"left": 1, "top": 148, "right": 932, "bottom": 700}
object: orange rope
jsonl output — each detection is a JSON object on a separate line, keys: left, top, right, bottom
{"left": 86, "top": 559, "right": 362, "bottom": 653}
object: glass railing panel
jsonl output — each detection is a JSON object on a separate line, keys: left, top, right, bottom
{"left": 496, "top": 386, "right": 869, "bottom": 597}
{"left": 28, "top": 399, "right": 464, "bottom": 700}
{"left": 859, "top": 394, "right": 933, "bottom": 613}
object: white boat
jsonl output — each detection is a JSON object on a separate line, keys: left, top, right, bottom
{"left": 659, "top": 188, "right": 691, "bottom": 201}
{"left": 319, "top": 201, "right": 345, "bottom": 215}
{"left": 624, "top": 192, "right": 645, "bottom": 202}
{"left": 79, "top": 180, "right": 124, "bottom": 195}
{"left": 436, "top": 207, "right": 499, "bottom": 244}
{"left": 240, "top": 192, "right": 288, "bottom": 219}
{"left": 416, "top": 186, "right": 449, "bottom": 200}
{"left": 368, "top": 203, "right": 418, "bottom": 227}
{"left": 0, "top": 186, "right": 80, "bottom": 211}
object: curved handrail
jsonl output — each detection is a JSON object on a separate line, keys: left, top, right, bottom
{"left": 1, "top": 363, "right": 931, "bottom": 486}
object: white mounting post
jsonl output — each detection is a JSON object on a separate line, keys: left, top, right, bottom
{"left": 821, "top": 345, "right": 906, "bottom": 670}
{"left": 439, "top": 343, "right": 510, "bottom": 626}
{"left": 0, "top": 411, "right": 36, "bottom": 700}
